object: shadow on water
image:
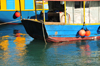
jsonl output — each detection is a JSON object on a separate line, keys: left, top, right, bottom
{"left": 20, "top": 39, "right": 52, "bottom": 66}
{"left": 26, "top": 39, "right": 52, "bottom": 54}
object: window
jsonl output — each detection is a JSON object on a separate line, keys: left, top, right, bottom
{"left": 36, "top": 1, "right": 48, "bottom": 9}
{"left": 75, "top": 1, "right": 89, "bottom": 8}
{"left": 7, "top": 0, "right": 15, "bottom": 10}
{"left": 25, "top": 0, "right": 34, "bottom": 9}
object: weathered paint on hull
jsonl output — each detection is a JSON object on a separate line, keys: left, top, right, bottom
{"left": 45, "top": 25, "right": 100, "bottom": 42}
{"left": 46, "top": 36, "right": 100, "bottom": 42}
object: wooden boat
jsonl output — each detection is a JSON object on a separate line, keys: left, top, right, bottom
{"left": 21, "top": 0, "right": 100, "bottom": 42}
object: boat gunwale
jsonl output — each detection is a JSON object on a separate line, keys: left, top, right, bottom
{"left": 21, "top": 19, "right": 100, "bottom": 25}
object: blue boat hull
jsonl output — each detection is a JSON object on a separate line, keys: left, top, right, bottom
{"left": 45, "top": 25, "right": 100, "bottom": 37}
{"left": 21, "top": 19, "right": 100, "bottom": 42}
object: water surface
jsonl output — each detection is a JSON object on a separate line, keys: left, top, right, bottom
{"left": 0, "top": 24, "right": 100, "bottom": 66}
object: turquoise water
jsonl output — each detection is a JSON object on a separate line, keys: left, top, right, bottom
{"left": 0, "top": 24, "right": 100, "bottom": 66}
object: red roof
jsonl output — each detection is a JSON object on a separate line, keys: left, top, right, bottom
{"left": 43, "top": 0, "right": 100, "bottom": 1}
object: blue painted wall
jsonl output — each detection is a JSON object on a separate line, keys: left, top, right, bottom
{"left": 0, "top": 10, "right": 48, "bottom": 23}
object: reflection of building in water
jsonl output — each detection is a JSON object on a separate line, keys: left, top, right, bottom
{"left": 76, "top": 41, "right": 91, "bottom": 64}
{"left": 1, "top": 35, "right": 10, "bottom": 40}
{"left": 13, "top": 30, "right": 27, "bottom": 56}
{"left": 0, "top": 35, "right": 10, "bottom": 50}
{"left": 90, "top": 40, "right": 100, "bottom": 63}
{"left": 13, "top": 36, "right": 27, "bottom": 66}
{"left": 0, "top": 40, "right": 9, "bottom": 51}
{"left": 14, "top": 37, "right": 27, "bottom": 56}
{"left": 0, "top": 35, "right": 11, "bottom": 64}
{"left": 76, "top": 40, "right": 100, "bottom": 65}
{"left": 76, "top": 41, "right": 91, "bottom": 56}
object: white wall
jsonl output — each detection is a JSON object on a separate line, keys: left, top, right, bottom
{"left": 66, "top": 1, "right": 74, "bottom": 23}
{"left": 65, "top": 1, "right": 100, "bottom": 24}
{"left": 90, "top": 1, "right": 99, "bottom": 23}
{"left": 99, "top": 1, "right": 100, "bottom": 22}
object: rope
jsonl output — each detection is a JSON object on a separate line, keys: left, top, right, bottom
{"left": 83, "top": 21, "right": 85, "bottom": 26}
{"left": 0, "top": 20, "right": 21, "bottom": 25}
{"left": 61, "top": 13, "right": 70, "bottom": 23}
{"left": 41, "top": 20, "right": 47, "bottom": 45}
